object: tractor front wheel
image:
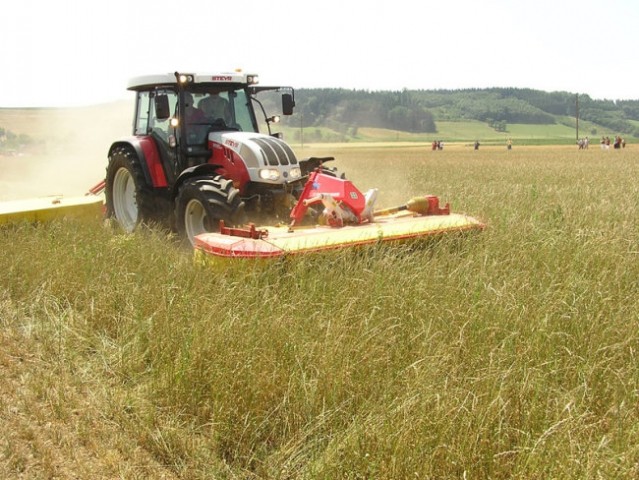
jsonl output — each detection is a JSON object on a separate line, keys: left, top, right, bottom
{"left": 175, "top": 176, "right": 244, "bottom": 246}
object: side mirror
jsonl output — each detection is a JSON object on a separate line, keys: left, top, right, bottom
{"left": 155, "top": 94, "right": 171, "bottom": 121}
{"left": 282, "top": 93, "right": 295, "bottom": 116}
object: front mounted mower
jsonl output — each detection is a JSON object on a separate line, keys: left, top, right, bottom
{"left": 194, "top": 168, "right": 484, "bottom": 260}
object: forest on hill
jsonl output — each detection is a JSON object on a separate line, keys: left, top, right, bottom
{"left": 286, "top": 87, "right": 639, "bottom": 138}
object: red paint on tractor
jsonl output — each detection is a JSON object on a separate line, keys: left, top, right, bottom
{"left": 138, "top": 136, "right": 168, "bottom": 187}
{"left": 209, "top": 141, "right": 250, "bottom": 192}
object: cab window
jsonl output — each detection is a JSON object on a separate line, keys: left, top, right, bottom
{"left": 149, "top": 90, "right": 178, "bottom": 140}
{"left": 134, "top": 92, "right": 150, "bottom": 135}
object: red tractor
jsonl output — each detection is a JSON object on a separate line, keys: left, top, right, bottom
{"left": 105, "top": 71, "right": 336, "bottom": 244}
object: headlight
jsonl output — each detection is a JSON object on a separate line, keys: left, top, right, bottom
{"left": 259, "top": 168, "right": 281, "bottom": 181}
{"left": 178, "top": 74, "right": 194, "bottom": 84}
{"left": 289, "top": 167, "right": 301, "bottom": 179}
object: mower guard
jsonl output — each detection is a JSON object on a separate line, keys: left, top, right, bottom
{"left": 194, "top": 210, "right": 484, "bottom": 260}
{"left": 0, "top": 195, "right": 104, "bottom": 225}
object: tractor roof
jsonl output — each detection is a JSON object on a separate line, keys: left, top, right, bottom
{"left": 127, "top": 72, "right": 258, "bottom": 91}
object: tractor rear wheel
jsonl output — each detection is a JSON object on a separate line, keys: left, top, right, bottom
{"left": 105, "top": 147, "right": 157, "bottom": 232}
{"left": 175, "top": 176, "right": 245, "bottom": 246}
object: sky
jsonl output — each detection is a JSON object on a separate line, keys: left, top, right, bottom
{"left": 2, "top": 0, "right": 638, "bottom": 107}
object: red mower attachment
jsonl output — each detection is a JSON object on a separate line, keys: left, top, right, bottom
{"left": 289, "top": 169, "right": 378, "bottom": 229}
{"left": 193, "top": 169, "right": 485, "bottom": 261}
{"left": 218, "top": 221, "right": 268, "bottom": 239}
{"left": 86, "top": 180, "right": 106, "bottom": 196}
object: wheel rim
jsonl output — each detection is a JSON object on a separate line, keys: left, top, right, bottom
{"left": 184, "top": 198, "right": 208, "bottom": 245}
{"left": 112, "top": 167, "right": 138, "bottom": 232}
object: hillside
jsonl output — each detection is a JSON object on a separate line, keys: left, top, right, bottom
{"left": 281, "top": 88, "right": 639, "bottom": 142}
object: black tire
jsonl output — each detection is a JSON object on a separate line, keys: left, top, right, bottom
{"left": 105, "top": 147, "right": 159, "bottom": 232}
{"left": 175, "top": 176, "right": 245, "bottom": 246}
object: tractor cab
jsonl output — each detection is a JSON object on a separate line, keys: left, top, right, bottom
{"left": 130, "top": 71, "right": 296, "bottom": 172}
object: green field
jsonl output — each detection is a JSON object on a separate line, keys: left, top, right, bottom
{"left": 279, "top": 121, "right": 589, "bottom": 146}
{"left": 2, "top": 145, "right": 638, "bottom": 478}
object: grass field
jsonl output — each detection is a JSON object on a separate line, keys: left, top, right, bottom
{"left": 1, "top": 144, "right": 638, "bottom": 478}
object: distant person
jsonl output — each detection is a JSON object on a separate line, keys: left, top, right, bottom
{"left": 507, "top": 138, "right": 512, "bottom": 150}
{"left": 432, "top": 140, "right": 438, "bottom": 151}
{"left": 614, "top": 135, "right": 622, "bottom": 149}
{"left": 474, "top": 140, "right": 480, "bottom": 150}
{"left": 577, "top": 137, "right": 589, "bottom": 150}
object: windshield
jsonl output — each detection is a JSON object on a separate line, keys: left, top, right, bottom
{"left": 187, "top": 89, "right": 256, "bottom": 129}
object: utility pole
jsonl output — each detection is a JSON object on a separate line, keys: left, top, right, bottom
{"left": 576, "top": 93, "right": 579, "bottom": 143}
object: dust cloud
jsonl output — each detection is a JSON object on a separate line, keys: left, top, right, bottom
{"left": 0, "top": 101, "right": 132, "bottom": 201}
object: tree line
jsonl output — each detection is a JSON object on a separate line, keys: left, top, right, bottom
{"left": 280, "top": 88, "right": 639, "bottom": 137}
{"left": 0, "top": 127, "right": 34, "bottom": 154}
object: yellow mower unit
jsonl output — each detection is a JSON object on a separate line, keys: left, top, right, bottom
{"left": 0, "top": 181, "right": 105, "bottom": 225}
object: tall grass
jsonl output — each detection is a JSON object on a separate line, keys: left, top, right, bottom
{"left": 2, "top": 145, "right": 639, "bottom": 478}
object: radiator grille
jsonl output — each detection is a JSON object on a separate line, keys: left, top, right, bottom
{"left": 251, "top": 137, "right": 298, "bottom": 167}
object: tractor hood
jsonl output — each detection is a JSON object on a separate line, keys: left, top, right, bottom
{"left": 208, "top": 131, "right": 302, "bottom": 184}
